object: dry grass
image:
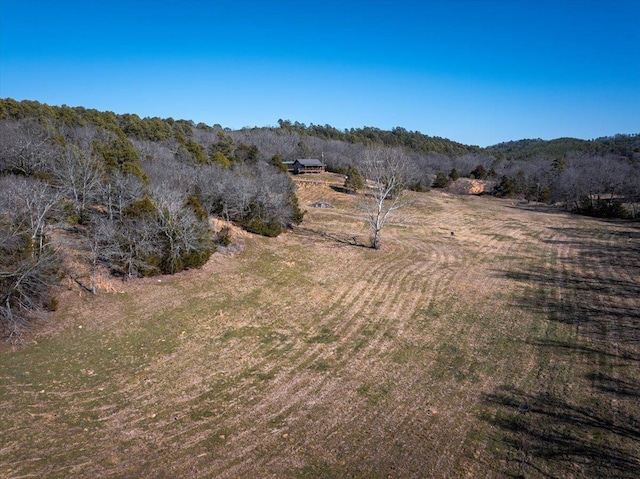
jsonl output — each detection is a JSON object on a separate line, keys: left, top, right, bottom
{"left": 1, "top": 173, "right": 639, "bottom": 478}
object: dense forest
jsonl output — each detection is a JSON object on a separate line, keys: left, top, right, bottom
{"left": 1, "top": 98, "right": 639, "bottom": 339}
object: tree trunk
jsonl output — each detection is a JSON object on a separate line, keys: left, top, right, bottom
{"left": 371, "top": 227, "right": 381, "bottom": 249}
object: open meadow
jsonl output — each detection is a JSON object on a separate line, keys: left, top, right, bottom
{"left": 2, "top": 173, "right": 639, "bottom": 478}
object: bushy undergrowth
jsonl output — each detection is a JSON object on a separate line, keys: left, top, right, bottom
{"left": 240, "top": 218, "right": 283, "bottom": 237}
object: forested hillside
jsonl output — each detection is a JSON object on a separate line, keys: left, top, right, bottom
{"left": 0, "top": 99, "right": 305, "bottom": 339}
{"left": 1, "top": 98, "right": 639, "bottom": 339}
{"left": 488, "top": 134, "right": 640, "bottom": 161}
{"left": 275, "top": 119, "right": 481, "bottom": 156}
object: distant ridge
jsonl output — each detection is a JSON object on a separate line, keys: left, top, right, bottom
{"left": 1, "top": 97, "right": 638, "bottom": 161}
{"left": 487, "top": 134, "right": 640, "bottom": 161}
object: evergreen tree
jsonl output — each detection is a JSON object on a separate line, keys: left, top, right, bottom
{"left": 470, "top": 164, "right": 488, "bottom": 180}
{"left": 344, "top": 165, "right": 365, "bottom": 192}
{"left": 432, "top": 172, "right": 450, "bottom": 188}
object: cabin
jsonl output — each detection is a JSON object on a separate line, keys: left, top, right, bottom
{"left": 292, "top": 158, "right": 324, "bottom": 174}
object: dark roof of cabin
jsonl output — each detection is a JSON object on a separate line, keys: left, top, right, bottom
{"left": 294, "top": 159, "right": 323, "bottom": 167}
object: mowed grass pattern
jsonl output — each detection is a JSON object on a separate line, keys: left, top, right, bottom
{"left": 1, "top": 174, "right": 639, "bottom": 478}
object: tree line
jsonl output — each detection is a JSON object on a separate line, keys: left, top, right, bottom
{"left": 487, "top": 134, "right": 640, "bottom": 162}
{"left": 276, "top": 119, "right": 479, "bottom": 156}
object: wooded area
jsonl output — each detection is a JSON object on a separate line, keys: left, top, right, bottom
{"left": 0, "top": 98, "right": 639, "bottom": 339}
{"left": 0, "top": 99, "right": 304, "bottom": 339}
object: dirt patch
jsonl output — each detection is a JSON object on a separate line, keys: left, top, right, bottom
{"left": 447, "top": 178, "right": 495, "bottom": 195}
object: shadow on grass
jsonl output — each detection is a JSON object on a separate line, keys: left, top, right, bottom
{"left": 293, "top": 226, "right": 371, "bottom": 249}
{"left": 482, "top": 385, "right": 640, "bottom": 479}
{"left": 498, "top": 223, "right": 640, "bottom": 336}
{"left": 330, "top": 185, "right": 355, "bottom": 195}
{"left": 329, "top": 184, "right": 388, "bottom": 201}
{"left": 586, "top": 372, "right": 640, "bottom": 399}
{"left": 483, "top": 221, "right": 640, "bottom": 478}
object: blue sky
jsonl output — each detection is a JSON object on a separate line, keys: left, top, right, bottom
{"left": 1, "top": 0, "right": 638, "bottom": 146}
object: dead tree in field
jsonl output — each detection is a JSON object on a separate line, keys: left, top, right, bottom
{"left": 359, "top": 147, "right": 408, "bottom": 249}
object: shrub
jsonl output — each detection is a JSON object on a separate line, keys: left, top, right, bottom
{"left": 432, "top": 172, "right": 450, "bottom": 188}
{"left": 578, "top": 197, "right": 630, "bottom": 219}
{"left": 185, "top": 194, "right": 208, "bottom": 221}
{"left": 495, "top": 175, "right": 516, "bottom": 197}
{"left": 344, "top": 165, "right": 365, "bottom": 193}
{"left": 410, "top": 181, "right": 429, "bottom": 192}
{"left": 241, "top": 218, "right": 283, "bottom": 237}
{"left": 288, "top": 191, "right": 305, "bottom": 225}
{"left": 123, "top": 196, "right": 156, "bottom": 218}
{"left": 270, "top": 154, "right": 288, "bottom": 173}
{"left": 137, "top": 254, "right": 163, "bottom": 277}
{"left": 180, "top": 247, "right": 213, "bottom": 269}
{"left": 210, "top": 151, "right": 231, "bottom": 169}
{"left": 470, "top": 164, "right": 488, "bottom": 180}
{"left": 46, "top": 296, "right": 59, "bottom": 312}
{"left": 216, "top": 226, "right": 232, "bottom": 246}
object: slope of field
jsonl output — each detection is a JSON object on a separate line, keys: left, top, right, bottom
{"left": 1, "top": 173, "right": 639, "bottom": 478}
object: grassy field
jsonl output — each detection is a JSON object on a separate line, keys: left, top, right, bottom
{"left": 1, "top": 173, "right": 639, "bottom": 478}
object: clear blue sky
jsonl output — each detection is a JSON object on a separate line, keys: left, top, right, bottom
{"left": 1, "top": 0, "right": 638, "bottom": 146}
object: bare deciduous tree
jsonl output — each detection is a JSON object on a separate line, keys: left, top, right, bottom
{"left": 101, "top": 171, "right": 145, "bottom": 221}
{"left": 0, "top": 176, "right": 61, "bottom": 255}
{"left": 54, "top": 145, "right": 104, "bottom": 223}
{"left": 359, "top": 147, "right": 409, "bottom": 249}
{"left": 0, "top": 119, "right": 57, "bottom": 175}
{"left": 195, "top": 162, "right": 301, "bottom": 230}
{"left": 0, "top": 207, "right": 60, "bottom": 339}
{"left": 96, "top": 216, "right": 161, "bottom": 279}
{"left": 151, "top": 187, "right": 211, "bottom": 274}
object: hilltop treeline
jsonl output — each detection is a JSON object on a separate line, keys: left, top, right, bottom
{"left": 276, "top": 119, "right": 480, "bottom": 157}
{"left": 1, "top": 98, "right": 639, "bottom": 338}
{"left": 488, "top": 135, "right": 640, "bottom": 161}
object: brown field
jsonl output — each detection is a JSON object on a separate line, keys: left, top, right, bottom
{"left": 1, "top": 173, "right": 639, "bottom": 478}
